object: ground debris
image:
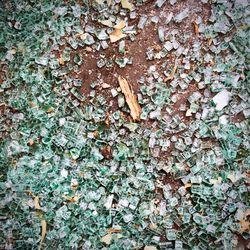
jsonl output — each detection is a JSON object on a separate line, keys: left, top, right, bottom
{"left": 118, "top": 76, "right": 141, "bottom": 121}
{"left": 109, "top": 21, "right": 127, "bottom": 43}
{"left": 0, "top": 0, "right": 249, "bottom": 249}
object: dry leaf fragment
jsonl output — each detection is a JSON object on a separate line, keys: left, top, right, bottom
{"left": 28, "top": 139, "right": 34, "bottom": 146}
{"left": 209, "top": 59, "right": 215, "bottom": 66}
{"left": 29, "top": 101, "right": 36, "bottom": 107}
{"left": 102, "top": 83, "right": 111, "bottom": 89}
{"left": 34, "top": 196, "right": 41, "bottom": 209}
{"left": 110, "top": 30, "right": 126, "bottom": 43}
{"left": 240, "top": 23, "right": 248, "bottom": 30}
{"left": 101, "top": 234, "right": 112, "bottom": 245}
{"left": 193, "top": 22, "right": 199, "bottom": 35}
{"left": 149, "top": 223, "right": 157, "bottom": 230}
{"left": 118, "top": 76, "right": 141, "bottom": 121}
{"left": 47, "top": 107, "right": 54, "bottom": 113}
{"left": 237, "top": 209, "right": 250, "bottom": 234}
{"left": 144, "top": 246, "right": 158, "bottom": 250}
{"left": 239, "top": 219, "right": 250, "bottom": 234}
{"left": 114, "top": 21, "right": 126, "bottom": 30}
{"left": 185, "top": 183, "right": 192, "bottom": 189}
{"left": 79, "top": 33, "right": 88, "bottom": 40}
{"left": 164, "top": 61, "right": 178, "bottom": 82}
{"left": 227, "top": 173, "right": 237, "bottom": 183}
{"left": 39, "top": 220, "right": 47, "bottom": 250}
{"left": 62, "top": 194, "right": 80, "bottom": 203}
{"left": 121, "top": 0, "right": 134, "bottom": 11}
{"left": 105, "top": 114, "right": 110, "bottom": 127}
{"left": 26, "top": 191, "right": 33, "bottom": 196}
{"left": 185, "top": 109, "right": 192, "bottom": 117}
{"left": 227, "top": 172, "right": 244, "bottom": 183}
{"left": 244, "top": 209, "right": 250, "bottom": 217}
{"left": 208, "top": 37, "right": 213, "bottom": 46}
{"left": 106, "top": 228, "right": 123, "bottom": 233}
{"left": 99, "top": 19, "right": 113, "bottom": 27}
{"left": 109, "top": 21, "right": 127, "bottom": 43}
{"left": 9, "top": 48, "right": 16, "bottom": 54}
{"left": 58, "top": 57, "right": 65, "bottom": 65}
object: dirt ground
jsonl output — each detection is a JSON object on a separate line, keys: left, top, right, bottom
{"left": 64, "top": 0, "right": 210, "bottom": 184}
{"left": 66, "top": 0, "right": 211, "bottom": 139}
{"left": 76, "top": 0, "right": 210, "bottom": 98}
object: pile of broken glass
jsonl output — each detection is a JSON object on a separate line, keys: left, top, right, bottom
{"left": 0, "top": 0, "right": 249, "bottom": 249}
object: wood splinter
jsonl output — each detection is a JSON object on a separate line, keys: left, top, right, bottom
{"left": 118, "top": 76, "right": 141, "bottom": 121}
{"left": 164, "top": 60, "right": 178, "bottom": 82}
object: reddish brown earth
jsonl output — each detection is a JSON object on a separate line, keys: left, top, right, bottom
{"left": 66, "top": 0, "right": 212, "bottom": 146}
{"left": 71, "top": 0, "right": 211, "bottom": 113}
{"left": 55, "top": 0, "right": 212, "bottom": 189}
